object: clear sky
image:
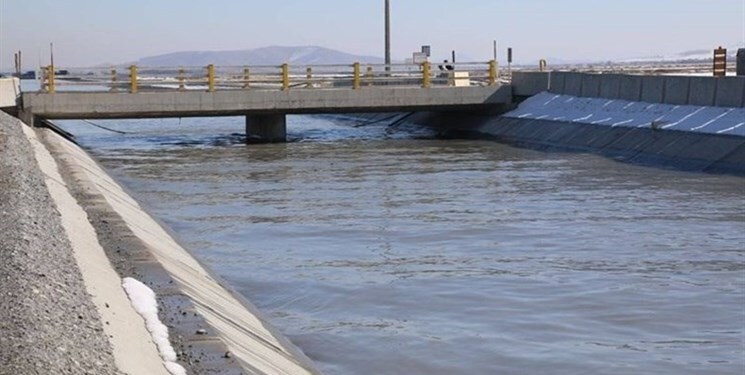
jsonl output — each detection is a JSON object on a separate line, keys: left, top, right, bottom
{"left": 1, "top": 0, "right": 743, "bottom": 69}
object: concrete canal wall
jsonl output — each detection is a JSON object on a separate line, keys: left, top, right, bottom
{"left": 409, "top": 72, "right": 745, "bottom": 175}
{"left": 0, "top": 110, "right": 321, "bottom": 375}
{"left": 512, "top": 71, "right": 745, "bottom": 108}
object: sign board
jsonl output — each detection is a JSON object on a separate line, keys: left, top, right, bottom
{"left": 413, "top": 52, "right": 428, "bottom": 64}
{"left": 421, "top": 45, "right": 431, "bottom": 57}
{"left": 713, "top": 47, "right": 727, "bottom": 77}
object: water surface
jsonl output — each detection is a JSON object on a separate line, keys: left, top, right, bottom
{"left": 59, "top": 115, "right": 745, "bottom": 375}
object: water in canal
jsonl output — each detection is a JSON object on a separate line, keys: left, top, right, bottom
{"left": 58, "top": 115, "right": 744, "bottom": 375}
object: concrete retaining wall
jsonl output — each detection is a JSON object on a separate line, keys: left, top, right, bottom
{"left": 512, "top": 71, "right": 745, "bottom": 108}
{"left": 474, "top": 117, "right": 745, "bottom": 175}
{"left": 410, "top": 112, "right": 745, "bottom": 175}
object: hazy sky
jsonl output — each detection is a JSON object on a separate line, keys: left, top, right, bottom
{"left": 1, "top": 0, "right": 744, "bottom": 69}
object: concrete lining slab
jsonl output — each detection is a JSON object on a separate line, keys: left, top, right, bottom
{"left": 640, "top": 76, "right": 666, "bottom": 103}
{"left": 563, "top": 73, "right": 583, "bottom": 97}
{"left": 618, "top": 75, "right": 643, "bottom": 101}
{"left": 512, "top": 72, "right": 550, "bottom": 96}
{"left": 599, "top": 74, "right": 622, "bottom": 99}
{"left": 714, "top": 77, "right": 745, "bottom": 107}
{"left": 549, "top": 72, "right": 567, "bottom": 95}
{"left": 663, "top": 76, "right": 691, "bottom": 105}
{"left": 580, "top": 74, "right": 602, "bottom": 98}
{"left": 688, "top": 77, "right": 717, "bottom": 106}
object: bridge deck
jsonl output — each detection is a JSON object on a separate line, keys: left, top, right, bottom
{"left": 22, "top": 85, "right": 511, "bottom": 119}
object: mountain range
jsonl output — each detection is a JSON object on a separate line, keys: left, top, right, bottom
{"left": 120, "top": 45, "right": 741, "bottom": 68}
{"left": 135, "top": 46, "right": 384, "bottom": 66}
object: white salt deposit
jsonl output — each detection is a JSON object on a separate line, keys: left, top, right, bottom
{"left": 122, "top": 277, "right": 187, "bottom": 375}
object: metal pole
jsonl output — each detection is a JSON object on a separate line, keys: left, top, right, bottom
{"left": 385, "top": 0, "right": 391, "bottom": 71}
{"left": 353, "top": 63, "right": 361, "bottom": 89}
{"left": 421, "top": 61, "right": 431, "bottom": 88}
{"left": 493, "top": 40, "right": 497, "bottom": 61}
{"left": 488, "top": 60, "right": 497, "bottom": 86}
{"left": 207, "top": 64, "right": 215, "bottom": 92}
{"left": 281, "top": 63, "right": 290, "bottom": 90}
{"left": 129, "top": 65, "right": 138, "bottom": 93}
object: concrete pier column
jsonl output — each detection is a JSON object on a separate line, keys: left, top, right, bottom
{"left": 245, "top": 114, "right": 286, "bottom": 143}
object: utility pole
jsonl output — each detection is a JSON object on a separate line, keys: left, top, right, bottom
{"left": 385, "top": 0, "right": 391, "bottom": 70}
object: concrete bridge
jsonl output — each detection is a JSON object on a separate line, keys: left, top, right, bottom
{"left": 18, "top": 61, "right": 511, "bottom": 142}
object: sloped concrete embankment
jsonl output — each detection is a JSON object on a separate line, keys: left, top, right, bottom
{"left": 390, "top": 73, "right": 745, "bottom": 175}
{"left": 1, "top": 108, "right": 322, "bottom": 374}
{"left": 37, "top": 123, "right": 321, "bottom": 375}
{"left": 1, "top": 110, "right": 121, "bottom": 375}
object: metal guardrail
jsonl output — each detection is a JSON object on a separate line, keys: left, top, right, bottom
{"left": 39, "top": 61, "right": 502, "bottom": 93}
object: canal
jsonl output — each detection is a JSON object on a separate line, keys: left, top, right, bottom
{"left": 58, "top": 115, "right": 744, "bottom": 375}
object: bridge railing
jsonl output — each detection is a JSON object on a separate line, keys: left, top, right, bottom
{"left": 37, "top": 61, "right": 500, "bottom": 93}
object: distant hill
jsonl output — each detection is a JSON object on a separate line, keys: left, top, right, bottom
{"left": 136, "top": 46, "right": 384, "bottom": 66}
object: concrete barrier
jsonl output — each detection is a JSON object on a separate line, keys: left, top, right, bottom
{"left": 663, "top": 76, "right": 691, "bottom": 105}
{"left": 580, "top": 74, "right": 601, "bottom": 97}
{"left": 599, "top": 74, "right": 622, "bottom": 99}
{"left": 687, "top": 77, "right": 717, "bottom": 106}
{"left": 548, "top": 72, "right": 567, "bottom": 95}
{"left": 521, "top": 72, "right": 744, "bottom": 108}
{"left": 714, "top": 77, "right": 745, "bottom": 107}
{"left": 563, "top": 72, "right": 583, "bottom": 96}
{"left": 640, "top": 76, "right": 666, "bottom": 103}
{"left": 0, "top": 77, "right": 21, "bottom": 108}
{"left": 471, "top": 116, "right": 745, "bottom": 175}
{"left": 511, "top": 71, "right": 550, "bottom": 96}
{"left": 618, "top": 75, "right": 643, "bottom": 101}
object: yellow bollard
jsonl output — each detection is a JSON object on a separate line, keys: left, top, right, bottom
{"left": 488, "top": 60, "right": 498, "bottom": 86}
{"left": 243, "top": 68, "right": 250, "bottom": 89}
{"left": 353, "top": 62, "right": 361, "bottom": 90}
{"left": 366, "top": 66, "right": 374, "bottom": 86}
{"left": 207, "top": 64, "right": 215, "bottom": 92}
{"left": 422, "top": 61, "right": 431, "bottom": 88}
{"left": 110, "top": 69, "right": 117, "bottom": 92}
{"left": 178, "top": 68, "right": 185, "bottom": 91}
{"left": 539, "top": 59, "right": 547, "bottom": 72}
{"left": 306, "top": 67, "right": 312, "bottom": 88}
{"left": 129, "top": 65, "right": 138, "bottom": 93}
{"left": 47, "top": 65, "right": 56, "bottom": 93}
{"left": 281, "top": 63, "right": 289, "bottom": 91}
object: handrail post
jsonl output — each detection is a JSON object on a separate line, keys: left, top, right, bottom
{"left": 242, "top": 67, "right": 250, "bottom": 89}
{"left": 306, "top": 67, "right": 312, "bottom": 88}
{"left": 366, "top": 66, "right": 374, "bottom": 87}
{"left": 178, "top": 67, "right": 185, "bottom": 91}
{"left": 110, "top": 68, "right": 117, "bottom": 92}
{"left": 422, "top": 61, "right": 431, "bottom": 88}
{"left": 129, "top": 65, "right": 137, "bottom": 93}
{"left": 281, "top": 63, "right": 289, "bottom": 91}
{"left": 353, "top": 62, "right": 361, "bottom": 89}
{"left": 207, "top": 64, "right": 215, "bottom": 92}
{"left": 488, "top": 60, "right": 497, "bottom": 86}
{"left": 47, "top": 65, "right": 55, "bottom": 93}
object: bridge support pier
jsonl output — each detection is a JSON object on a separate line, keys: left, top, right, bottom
{"left": 245, "top": 114, "right": 286, "bottom": 143}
